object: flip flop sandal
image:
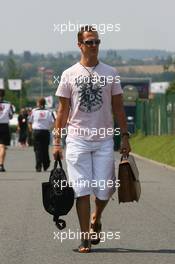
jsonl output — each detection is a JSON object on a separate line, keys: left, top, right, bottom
{"left": 78, "top": 239, "right": 91, "bottom": 253}
{"left": 90, "top": 222, "right": 102, "bottom": 245}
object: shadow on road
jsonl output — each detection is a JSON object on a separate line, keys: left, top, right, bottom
{"left": 90, "top": 248, "right": 175, "bottom": 254}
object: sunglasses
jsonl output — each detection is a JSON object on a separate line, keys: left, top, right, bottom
{"left": 81, "top": 39, "right": 101, "bottom": 46}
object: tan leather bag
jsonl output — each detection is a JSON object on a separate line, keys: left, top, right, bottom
{"left": 118, "top": 155, "right": 141, "bottom": 203}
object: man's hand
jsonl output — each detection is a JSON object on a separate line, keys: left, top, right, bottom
{"left": 112, "top": 94, "right": 131, "bottom": 156}
{"left": 120, "top": 136, "right": 131, "bottom": 156}
{"left": 53, "top": 145, "right": 63, "bottom": 160}
{"left": 52, "top": 97, "right": 70, "bottom": 161}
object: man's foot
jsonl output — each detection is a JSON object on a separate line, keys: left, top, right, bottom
{"left": 78, "top": 239, "right": 91, "bottom": 253}
{"left": 36, "top": 167, "right": 41, "bottom": 172}
{"left": 43, "top": 162, "right": 50, "bottom": 171}
{"left": 0, "top": 164, "right": 6, "bottom": 172}
{"left": 90, "top": 222, "right": 102, "bottom": 245}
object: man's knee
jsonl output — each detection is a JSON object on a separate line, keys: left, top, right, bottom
{"left": 76, "top": 195, "right": 90, "bottom": 202}
{"left": 0, "top": 144, "right": 5, "bottom": 151}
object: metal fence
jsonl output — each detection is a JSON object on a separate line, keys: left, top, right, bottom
{"left": 135, "top": 94, "right": 175, "bottom": 135}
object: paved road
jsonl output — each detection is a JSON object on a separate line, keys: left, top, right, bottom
{"left": 0, "top": 147, "right": 175, "bottom": 264}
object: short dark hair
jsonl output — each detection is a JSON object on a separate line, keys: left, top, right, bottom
{"left": 37, "top": 97, "right": 46, "bottom": 106}
{"left": 0, "top": 89, "right": 5, "bottom": 98}
{"left": 77, "top": 25, "right": 97, "bottom": 42}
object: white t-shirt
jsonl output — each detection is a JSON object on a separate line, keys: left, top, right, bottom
{"left": 0, "top": 101, "right": 13, "bottom": 124}
{"left": 29, "top": 108, "right": 55, "bottom": 130}
{"left": 55, "top": 62, "right": 123, "bottom": 141}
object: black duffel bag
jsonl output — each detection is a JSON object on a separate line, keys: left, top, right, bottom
{"left": 42, "top": 155, "right": 74, "bottom": 230}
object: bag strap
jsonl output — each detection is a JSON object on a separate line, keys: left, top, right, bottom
{"left": 54, "top": 154, "right": 62, "bottom": 170}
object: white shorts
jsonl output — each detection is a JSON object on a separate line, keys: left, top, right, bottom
{"left": 65, "top": 136, "right": 116, "bottom": 200}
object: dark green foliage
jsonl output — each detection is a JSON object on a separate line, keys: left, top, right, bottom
{"left": 166, "top": 81, "right": 175, "bottom": 94}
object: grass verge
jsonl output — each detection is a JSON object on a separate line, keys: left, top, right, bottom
{"left": 130, "top": 133, "right": 175, "bottom": 167}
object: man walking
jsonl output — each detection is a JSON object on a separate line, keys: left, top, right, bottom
{"left": 53, "top": 25, "right": 131, "bottom": 252}
{"left": 0, "top": 89, "right": 13, "bottom": 172}
{"left": 29, "top": 98, "right": 55, "bottom": 172}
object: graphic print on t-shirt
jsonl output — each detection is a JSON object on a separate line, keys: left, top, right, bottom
{"left": 39, "top": 111, "right": 47, "bottom": 120}
{"left": 75, "top": 75, "right": 105, "bottom": 113}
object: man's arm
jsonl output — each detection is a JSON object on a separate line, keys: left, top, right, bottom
{"left": 112, "top": 94, "right": 131, "bottom": 154}
{"left": 53, "top": 97, "right": 70, "bottom": 159}
{"left": 9, "top": 104, "right": 14, "bottom": 119}
{"left": 27, "top": 110, "right": 33, "bottom": 133}
{"left": 28, "top": 123, "right": 32, "bottom": 133}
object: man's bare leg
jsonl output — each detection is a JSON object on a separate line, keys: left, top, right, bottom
{"left": 76, "top": 195, "right": 91, "bottom": 240}
{"left": 0, "top": 144, "right": 6, "bottom": 165}
{"left": 91, "top": 197, "right": 109, "bottom": 224}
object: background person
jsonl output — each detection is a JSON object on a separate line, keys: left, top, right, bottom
{"left": 26, "top": 107, "right": 33, "bottom": 146}
{"left": 0, "top": 89, "right": 13, "bottom": 172}
{"left": 28, "top": 98, "right": 55, "bottom": 172}
{"left": 17, "top": 108, "right": 28, "bottom": 147}
{"left": 53, "top": 25, "right": 131, "bottom": 252}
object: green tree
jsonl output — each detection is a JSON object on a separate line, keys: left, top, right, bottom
{"left": 5, "top": 57, "right": 21, "bottom": 79}
{"left": 166, "top": 81, "right": 175, "bottom": 94}
{"left": 3, "top": 55, "right": 26, "bottom": 112}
